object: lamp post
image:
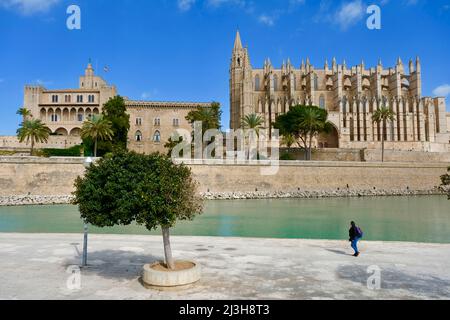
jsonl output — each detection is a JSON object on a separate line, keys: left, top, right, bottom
{"left": 82, "top": 157, "right": 93, "bottom": 267}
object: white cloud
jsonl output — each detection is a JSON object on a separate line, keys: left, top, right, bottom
{"left": 178, "top": 0, "right": 196, "bottom": 12}
{"left": 258, "top": 14, "right": 276, "bottom": 26}
{"left": 334, "top": 0, "right": 365, "bottom": 30}
{"left": 433, "top": 84, "right": 450, "bottom": 97}
{"left": 141, "top": 89, "right": 159, "bottom": 100}
{"left": 34, "top": 79, "right": 52, "bottom": 86}
{"left": 206, "top": 0, "right": 246, "bottom": 8}
{"left": 0, "top": 0, "right": 60, "bottom": 15}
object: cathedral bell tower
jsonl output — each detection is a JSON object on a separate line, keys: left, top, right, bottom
{"left": 230, "top": 30, "right": 253, "bottom": 130}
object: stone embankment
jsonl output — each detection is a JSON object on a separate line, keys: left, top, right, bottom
{"left": 0, "top": 195, "right": 75, "bottom": 207}
{"left": 201, "top": 188, "right": 446, "bottom": 200}
{"left": 1, "top": 188, "right": 447, "bottom": 206}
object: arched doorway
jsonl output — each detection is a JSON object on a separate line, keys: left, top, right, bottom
{"left": 318, "top": 125, "right": 339, "bottom": 148}
{"left": 54, "top": 128, "right": 69, "bottom": 136}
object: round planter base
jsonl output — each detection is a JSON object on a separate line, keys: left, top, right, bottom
{"left": 142, "top": 261, "right": 201, "bottom": 290}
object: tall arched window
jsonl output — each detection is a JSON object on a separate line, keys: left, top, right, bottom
{"left": 153, "top": 131, "right": 161, "bottom": 143}
{"left": 255, "top": 75, "right": 260, "bottom": 91}
{"left": 273, "top": 75, "right": 278, "bottom": 91}
{"left": 135, "top": 131, "right": 142, "bottom": 142}
{"left": 319, "top": 95, "right": 325, "bottom": 109}
{"left": 314, "top": 75, "right": 319, "bottom": 90}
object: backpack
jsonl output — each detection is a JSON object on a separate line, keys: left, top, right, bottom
{"left": 355, "top": 227, "right": 364, "bottom": 238}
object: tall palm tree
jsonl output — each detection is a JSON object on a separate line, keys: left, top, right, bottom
{"left": 17, "top": 107, "right": 32, "bottom": 120}
{"left": 299, "top": 106, "right": 334, "bottom": 160}
{"left": 17, "top": 119, "right": 50, "bottom": 155}
{"left": 240, "top": 114, "right": 265, "bottom": 160}
{"left": 241, "top": 114, "right": 265, "bottom": 136}
{"left": 81, "top": 115, "right": 114, "bottom": 157}
{"left": 372, "top": 107, "right": 396, "bottom": 162}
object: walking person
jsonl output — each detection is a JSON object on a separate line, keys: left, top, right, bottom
{"left": 349, "top": 221, "right": 364, "bottom": 257}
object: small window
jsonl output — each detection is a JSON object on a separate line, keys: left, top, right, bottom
{"left": 173, "top": 118, "right": 179, "bottom": 127}
{"left": 78, "top": 114, "right": 84, "bottom": 122}
{"left": 88, "top": 95, "right": 95, "bottom": 103}
{"left": 52, "top": 95, "right": 58, "bottom": 103}
{"left": 273, "top": 75, "right": 278, "bottom": 91}
{"left": 77, "top": 95, "right": 83, "bottom": 103}
{"left": 319, "top": 95, "right": 325, "bottom": 109}
{"left": 153, "top": 131, "right": 161, "bottom": 143}
{"left": 136, "top": 118, "right": 142, "bottom": 126}
{"left": 51, "top": 114, "right": 58, "bottom": 122}
{"left": 135, "top": 131, "right": 143, "bottom": 142}
{"left": 154, "top": 118, "right": 161, "bottom": 126}
{"left": 255, "top": 75, "right": 260, "bottom": 91}
{"left": 314, "top": 75, "right": 319, "bottom": 90}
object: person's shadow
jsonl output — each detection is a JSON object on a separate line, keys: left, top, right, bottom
{"left": 325, "top": 249, "right": 352, "bottom": 256}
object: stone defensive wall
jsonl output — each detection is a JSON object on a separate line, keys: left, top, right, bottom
{"left": 0, "top": 136, "right": 81, "bottom": 151}
{"left": 0, "top": 157, "right": 449, "bottom": 202}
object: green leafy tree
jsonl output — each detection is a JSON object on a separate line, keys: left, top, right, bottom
{"left": 81, "top": 115, "right": 114, "bottom": 157}
{"left": 186, "top": 102, "right": 222, "bottom": 135}
{"left": 72, "top": 152, "right": 204, "bottom": 270}
{"left": 102, "top": 96, "right": 130, "bottom": 151}
{"left": 372, "top": 107, "right": 396, "bottom": 162}
{"left": 274, "top": 105, "right": 333, "bottom": 160}
{"left": 17, "top": 119, "right": 50, "bottom": 155}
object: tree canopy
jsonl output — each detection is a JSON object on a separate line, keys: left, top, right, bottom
{"left": 72, "top": 152, "right": 203, "bottom": 230}
{"left": 186, "top": 102, "right": 222, "bottom": 134}
{"left": 274, "top": 105, "right": 333, "bottom": 160}
{"left": 101, "top": 96, "right": 130, "bottom": 151}
{"left": 17, "top": 119, "right": 50, "bottom": 155}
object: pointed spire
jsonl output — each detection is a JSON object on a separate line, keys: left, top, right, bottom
{"left": 332, "top": 57, "right": 337, "bottom": 71}
{"left": 409, "top": 59, "right": 415, "bottom": 73}
{"left": 397, "top": 57, "right": 403, "bottom": 66}
{"left": 343, "top": 59, "right": 347, "bottom": 70}
{"left": 361, "top": 60, "right": 365, "bottom": 70}
{"left": 85, "top": 60, "right": 94, "bottom": 76}
{"left": 416, "top": 56, "right": 421, "bottom": 73}
{"left": 378, "top": 58, "right": 382, "bottom": 67}
{"left": 325, "top": 59, "right": 329, "bottom": 70}
{"left": 233, "top": 30, "right": 243, "bottom": 50}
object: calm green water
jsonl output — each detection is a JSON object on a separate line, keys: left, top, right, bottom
{"left": 0, "top": 196, "right": 449, "bottom": 243}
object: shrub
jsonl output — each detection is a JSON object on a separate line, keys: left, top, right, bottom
{"left": 41, "top": 145, "right": 83, "bottom": 157}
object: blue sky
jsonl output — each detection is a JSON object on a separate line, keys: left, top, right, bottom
{"left": 0, "top": 0, "right": 449, "bottom": 134}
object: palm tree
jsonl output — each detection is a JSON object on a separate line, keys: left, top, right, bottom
{"left": 17, "top": 107, "right": 32, "bottom": 120}
{"left": 241, "top": 114, "right": 265, "bottom": 136}
{"left": 186, "top": 102, "right": 222, "bottom": 135}
{"left": 372, "top": 107, "right": 396, "bottom": 162}
{"left": 240, "top": 114, "right": 265, "bottom": 160}
{"left": 299, "top": 106, "right": 334, "bottom": 160}
{"left": 81, "top": 115, "right": 114, "bottom": 157}
{"left": 17, "top": 119, "right": 50, "bottom": 155}
{"left": 281, "top": 133, "right": 296, "bottom": 149}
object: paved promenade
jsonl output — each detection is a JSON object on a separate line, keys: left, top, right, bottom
{"left": 0, "top": 233, "right": 449, "bottom": 300}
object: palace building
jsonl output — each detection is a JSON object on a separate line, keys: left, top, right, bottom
{"left": 230, "top": 31, "right": 450, "bottom": 152}
{"left": 21, "top": 63, "right": 210, "bottom": 153}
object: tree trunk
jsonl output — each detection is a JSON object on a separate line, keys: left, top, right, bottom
{"left": 30, "top": 138, "right": 35, "bottom": 156}
{"left": 94, "top": 138, "right": 98, "bottom": 158}
{"left": 308, "top": 134, "right": 313, "bottom": 161}
{"left": 381, "top": 121, "right": 385, "bottom": 163}
{"left": 162, "top": 227, "right": 175, "bottom": 270}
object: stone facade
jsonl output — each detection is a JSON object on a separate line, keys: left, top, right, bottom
{"left": 126, "top": 100, "right": 211, "bottom": 154}
{"left": 24, "top": 63, "right": 117, "bottom": 137}
{"left": 230, "top": 31, "right": 450, "bottom": 153}
{"left": 18, "top": 63, "right": 209, "bottom": 154}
